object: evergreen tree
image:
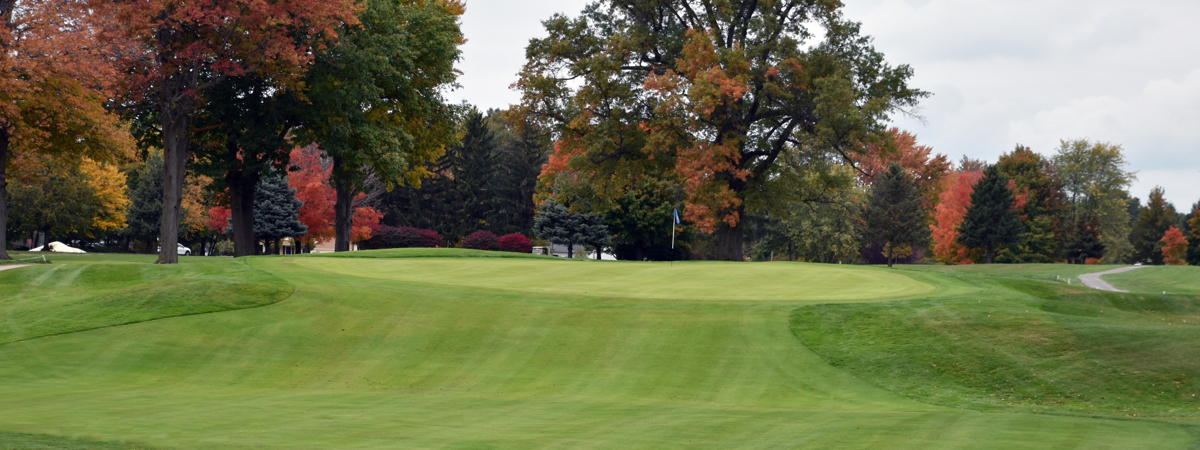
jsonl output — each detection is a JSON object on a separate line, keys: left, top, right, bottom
{"left": 1128, "top": 187, "right": 1177, "bottom": 265}
{"left": 861, "top": 163, "right": 930, "bottom": 267}
{"left": 125, "top": 153, "right": 165, "bottom": 252}
{"left": 1064, "top": 216, "right": 1105, "bottom": 264}
{"left": 957, "top": 165, "right": 1022, "bottom": 264}
{"left": 533, "top": 200, "right": 607, "bottom": 259}
{"left": 254, "top": 176, "right": 308, "bottom": 254}
{"left": 488, "top": 112, "right": 550, "bottom": 236}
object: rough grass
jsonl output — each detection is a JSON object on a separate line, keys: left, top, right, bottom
{"left": 791, "top": 266, "right": 1200, "bottom": 422}
{"left": 0, "top": 254, "right": 1195, "bottom": 448}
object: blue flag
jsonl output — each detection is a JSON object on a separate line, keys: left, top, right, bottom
{"left": 674, "top": 209, "right": 680, "bottom": 224}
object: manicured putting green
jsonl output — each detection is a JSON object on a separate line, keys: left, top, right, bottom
{"left": 0, "top": 253, "right": 1193, "bottom": 448}
{"left": 294, "top": 253, "right": 934, "bottom": 302}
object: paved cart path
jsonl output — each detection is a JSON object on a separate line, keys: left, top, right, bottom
{"left": 1079, "top": 266, "right": 1147, "bottom": 292}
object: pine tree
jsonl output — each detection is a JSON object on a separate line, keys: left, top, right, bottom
{"left": 957, "top": 165, "right": 1022, "bottom": 264}
{"left": 861, "top": 163, "right": 930, "bottom": 267}
{"left": 254, "top": 176, "right": 307, "bottom": 255}
{"left": 125, "top": 153, "right": 165, "bottom": 252}
{"left": 1128, "top": 187, "right": 1177, "bottom": 265}
{"left": 995, "top": 146, "right": 1068, "bottom": 263}
{"left": 1064, "top": 216, "right": 1105, "bottom": 264}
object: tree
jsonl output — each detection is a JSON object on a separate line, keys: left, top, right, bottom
{"left": 298, "top": 0, "right": 463, "bottom": 252}
{"left": 931, "top": 169, "right": 985, "bottom": 264}
{"left": 0, "top": 0, "right": 131, "bottom": 259}
{"left": 254, "top": 176, "right": 308, "bottom": 255}
{"left": 534, "top": 200, "right": 607, "bottom": 259}
{"left": 488, "top": 111, "right": 551, "bottom": 236}
{"left": 107, "top": 0, "right": 355, "bottom": 264}
{"left": 288, "top": 145, "right": 336, "bottom": 251}
{"left": 856, "top": 128, "right": 951, "bottom": 212}
{"left": 1161, "top": 227, "right": 1188, "bottom": 266}
{"left": 125, "top": 152, "right": 165, "bottom": 252}
{"left": 604, "top": 183, "right": 688, "bottom": 261}
{"left": 1188, "top": 205, "right": 1200, "bottom": 266}
{"left": 1064, "top": 216, "right": 1105, "bottom": 265}
{"left": 7, "top": 157, "right": 116, "bottom": 247}
{"left": 1129, "top": 187, "right": 1177, "bottom": 265}
{"left": 995, "top": 145, "right": 1069, "bottom": 263}
{"left": 957, "top": 165, "right": 1022, "bottom": 264}
{"left": 861, "top": 163, "right": 930, "bottom": 267}
{"left": 518, "top": 0, "right": 926, "bottom": 260}
{"left": 1054, "top": 139, "right": 1136, "bottom": 263}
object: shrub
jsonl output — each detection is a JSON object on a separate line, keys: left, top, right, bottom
{"left": 498, "top": 233, "right": 533, "bottom": 253}
{"left": 362, "top": 225, "right": 443, "bottom": 249}
{"left": 462, "top": 230, "right": 499, "bottom": 251}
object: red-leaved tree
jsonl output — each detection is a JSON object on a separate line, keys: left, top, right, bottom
{"left": 104, "top": 0, "right": 357, "bottom": 264}
{"left": 351, "top": 207, "right": 382, "bottom": 246}
{"left": 856, "top": 128, "right": 951, "bottom": 211}
{"left": 931, "top": 170, "right": 985, "bottom": 264}
{"left": 1161, "top": 226, "right": 1188, "bottom": 266}
{"left": 288, "top": 145, "right": 336, "bottom": 250}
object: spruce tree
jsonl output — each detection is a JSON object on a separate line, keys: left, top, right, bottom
{"left": 1064, "top": 216, "right": 1105, "bottom": 264}
{"left": 254, "top": 176, "right": 307, "bottom": 254}
{"left": 861, "top": 163, "right": 930, "bottom": 267}
{"left": 957, "top": 165, "right": 1022, "bottom": 264}
{"left": 1128, "top": 187, "right": 1177, "bottom": 265}
{"left": 533, "top": 200, "right": 607, "bottom": 259}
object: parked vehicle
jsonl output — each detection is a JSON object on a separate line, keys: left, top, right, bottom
{"left": 155, "top": 243, "right": 192, "bottom": 256}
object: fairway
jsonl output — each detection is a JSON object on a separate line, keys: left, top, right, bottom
{"left": 0, "top": 251, "right": 1195, "bottom": 449}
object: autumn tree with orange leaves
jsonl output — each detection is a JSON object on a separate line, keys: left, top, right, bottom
{"left": 930, "top": 168, "right": 985, "bottom": 264}
{"left": 518, "top": 0, "right": 925, "bottom": 260}
{"left": 105, "top": 0, "right": 357, "bottom": 263}
{"left": 1161, "top": 226, "right": 1188, "bottom": 266}
{"left": 0, "top": 0, "right": 132, "bottom": 260}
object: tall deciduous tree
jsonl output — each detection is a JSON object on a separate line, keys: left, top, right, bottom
{"left": 1129, "top": 187, "right": 1178, "bottom": 265}
{"left": 1053, "top": 139, "right": 1136, "bottom": 263}
{"left": 288, "top": 145, "right": 336, "bottom": 251}
{"left": 107, "top": 0, "right": 355, "bottom": 264}
{"left": 861, "top": 163, "right": 929, "bottom": 267}
{"left": 0, "top": 0, "right": 130, "bottom": 259}
{"left": 957, "top": 165, "right": 1022, "bottom": 264}
{"left": 518, "top": 0, "right": 925, "bottom": 261}
{"left": 995, "top": 145, "right": 1068, "bottom": 263}
{"left": 298, "top": 0, "right": 464, "bottom": 252}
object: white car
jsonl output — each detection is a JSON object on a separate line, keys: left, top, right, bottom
{"left": 156, "top": 243, "right": 192, "bottom": 256}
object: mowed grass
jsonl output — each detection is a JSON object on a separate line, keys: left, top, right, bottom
{"left": 0, "top": 252, "right": 292, "bottom": 344}
{"left": 0, "top": 250, "right": 1194, "bottom": 449}
{"left": 792, "top": 264, "right": 1200, "bottom": 422}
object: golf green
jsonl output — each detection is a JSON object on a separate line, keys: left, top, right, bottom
{"left": 0, "top": 252, "right": 1193, "bottom": 448}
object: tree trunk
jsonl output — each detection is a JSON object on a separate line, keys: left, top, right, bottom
{"left": 274, "top": 238, "right": 282, "bottom": 255}
{"left": 0, "top": 132, "right": 10, "bottom": 260}
{"left": 155, "top": 105, "right": 192, "bottom": 265}
{"left": 226, "top": 169, "right": 259, "bottom": 257}
{"left": 714, "top": 221, "right": 745, "bottom": 261}
{"left": 887, "top": 244, "right": 894, "bottom": 268}
{"left": 986, "top": 246, "right": 994, "bottom": 264}
{"left": 567, "top": 243, "right": 574, "bottom": 259}
{"left": 595, "top": 245, "right": 601, "bottom": 260}
{"left": 332, "top": 157, "right": 354, "bottom": 252}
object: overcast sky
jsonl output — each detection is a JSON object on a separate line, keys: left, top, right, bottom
{"left": 450, "top": 0, "right": 1200, "bottom": 209}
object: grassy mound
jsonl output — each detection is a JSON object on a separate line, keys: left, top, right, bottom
{"left": 0, "top": 257, "right": 1194, "bottom": 448}
{"left": 791, "top": 266, "right": 1200, "bottom": 421}
{"left": 0, "top": 254, "right": 292, "bottom": 344}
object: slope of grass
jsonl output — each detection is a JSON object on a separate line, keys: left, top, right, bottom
{"left": 0, "top": 253, "right": 291, "bottom": 344}
{"left": 1106, "top": 266, "right": 1200, "bottom": 295}
{"left": 0, "top": 255, "right": 1194, "bottom": 448}
{"left": 791, "top": 266, "right": 1200, "bottom": 422}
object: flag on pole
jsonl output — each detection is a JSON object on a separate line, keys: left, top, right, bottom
{"left": 674, "top": 209, "right": 680, "bottom": 224}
